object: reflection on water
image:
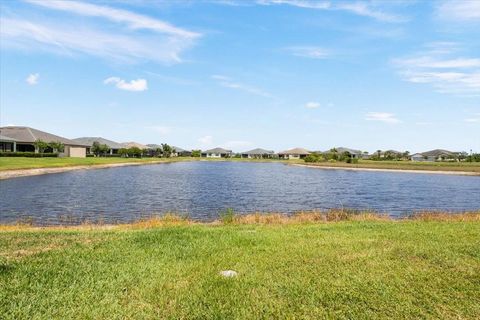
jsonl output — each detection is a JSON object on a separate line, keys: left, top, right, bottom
{"left": 1, "top": 161, "right": 479, "bottom": 224}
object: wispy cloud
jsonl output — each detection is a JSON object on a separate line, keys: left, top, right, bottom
{"left": 365, "top": 112, "right": 401, "bottom": 124}
{"left": 24, "top": 0, "right": 200, "bottom": 38}
{"left": 26, "top": 73, "right": 39, "bottom": 85}
{"left": 393, "top": 43, "right": 480, "bottom": 95}
{"left": 198, "top": 135, "right": 213, "bottom": 145}
{"left": 0, "top": 1, "right": 200, "bottom": 64}
{"left": 465, "top": 113, "right": 480, "bottom": 123}
{"left": 104, "top": 77, "right": 148, "bottom": 91}
{"left": 286, "top": 46, "right": 329, "bottom": 59}
{"left": 257, "top": 0, "right": 406, "bottom": 23}
{"left": 305, "top": 101, "right": 321, "bottom": 109}
{"left": 222, "top": 140, "right": 252, "bottom": 149}
{"left": 146, "top": 125, "right": 172, "bottom": 135}
{"left": 211, "top": 75, "right": 271, "bottom": 97}
{"left": 436, "top": 1, "right": 480, "bottom": 22}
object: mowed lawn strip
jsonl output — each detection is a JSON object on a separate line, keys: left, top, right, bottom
{"left": 1, "top": 221, "right": 479, "bottom": 319}
{"left": 1, "top": 157, "right": 480, "bottom": 173}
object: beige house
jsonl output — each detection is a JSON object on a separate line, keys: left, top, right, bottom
{"left": 278, "top": 147, "right": 311, "bottom": 160}
{"left": 201, "top": 147, "right": 233, "bottom": 158}
{"left": 0, "top": 126, "right": 87, "bottom": 157}
{"left": 121, "top": 142, "right": 149, "bottom": 149}
{"left": 73, "top": 137, "right": 123, "bottom": 155}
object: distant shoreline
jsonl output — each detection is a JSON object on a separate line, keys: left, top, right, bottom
{"left": 292, "top": 163, "right": 480, "bottom": 176}
{"left": 1, "top": 158, "right": 480, "bottom": 180}
{"left": 0, "top": 161, "right": 169, "bottom": 180}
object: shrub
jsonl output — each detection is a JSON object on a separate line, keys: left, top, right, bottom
{"left": 304, "top": 152, "right": 323, "bottom": 163}
{"left": 219, "top": 208, "right": 236, "bottom": 224}
{"left": 191, "top": 150, "right": 201, "bottom": 157}
{"left": 0, "top": 152, "right": 58, "bottom": 157}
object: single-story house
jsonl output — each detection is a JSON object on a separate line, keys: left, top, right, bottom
{"left": 201, "top": 147, "right": 233, "bottom": 158}
{"left": 0, "top": 126, "right": 87, "bottom": 157}
{"left": 241, "top": 148, "right": 276, "bottom": 159}
{"left": 410, "top": 153, "right": 427, "bottom": 161}
{"left": 173, "top": 146, "right": 192, "bottom": 157}
{"left": 411, "top": 149, "right": 458, "bottom": 162}
{"left": 0, "top": 134, "right": 18, "bottom": 152}
{"left": 278, "top": 147, "right": 311, "bottom": 160}
{"left": 334, "top": 147, "right": 363, "bottom": 159}
{"left": 146, "top": 144, "right": 192, "bottom": 157}
{"left": 121, "top": 142, "right": 149, "bottom": 149}
{"left": 72, "top": 137, "right": 123, "bottom": 155}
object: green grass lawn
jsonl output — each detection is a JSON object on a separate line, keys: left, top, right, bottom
{"left": 1, "top": 220, "right": 479, "bottom": 319}
{"left": 302, "top": 159, "right": 480, "bottom": 173}
{"left": 0, "top": 156, "right": 192, "bottom": 170}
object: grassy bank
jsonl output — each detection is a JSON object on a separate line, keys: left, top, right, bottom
{"left": 1, "top": 213, "right": 479, "bottom": 319}
{"left": 1, "top": 157, "right": 480, "bottom": 174}
{"left": 298, "top": 159, "right": 480, "bottom": 174}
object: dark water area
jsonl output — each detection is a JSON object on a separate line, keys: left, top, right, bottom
{"left": 1, "top": 161, "right": 479, "bottom": 225}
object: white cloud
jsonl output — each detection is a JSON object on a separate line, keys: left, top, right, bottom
{"left": 211, "top": 75, "right": 271, "bottom": 97}
{"left": 25, "top": 0, "right": 200, "bottom": 38}
{"left": 26, "top": 73, "right": 39, "bottom": 85}
{"left": 198, "top": 135, "right": 213, "bottom": 145}
{"left": 465, "top": 113, "right": 480, "bottom": 123}
{"left": 365, "top": 112, "right": 401, "bottom": 124}
{"left": 222, "top": 140, "right": 252, "bottom": 149}
{"left": 104, "top": 77, "right": 148, "bottom": 91}
{"left": 257, "top": 0, "right": 405, "bottom": 23}
{"left": 0, "top": 1, "right": 200, "bottom": 64}
{"left": 286, "top": 46, "right": 329, "bottom": 59}
{"left": 436, "top": 1, "right": 480, "bottom": 22}
{"left": 146, "top": 125, "right": 172, "bottom": 135}
{"left": 393, "top": 43, "right": 480, "bottom": 95}
{"left": 305, "top": 101, "right": 321, "bottom": 109}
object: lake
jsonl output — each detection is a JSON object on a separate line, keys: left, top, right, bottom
{"left": 1, "top": 161, "right": 479, "bottom": 224}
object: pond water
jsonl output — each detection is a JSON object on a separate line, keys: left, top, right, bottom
{"left": 1, "top": 161, "right": 479, "bottom": 224}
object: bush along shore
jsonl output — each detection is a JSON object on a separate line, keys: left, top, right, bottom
{"left": 1, "top": 210, "right": 479, "bottom": 319}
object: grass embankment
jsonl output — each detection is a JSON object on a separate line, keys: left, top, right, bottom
{"left": 0, "top": 156, "right": 191, "bottom": 171}
{"left": 300, "top": 159, "right": 480, "bottom": 174}
{"left": 1, "top": 212, "right": 479, "bottom": 319}
{"left": 0, "top": 157, "right": 288, "bottom": 171}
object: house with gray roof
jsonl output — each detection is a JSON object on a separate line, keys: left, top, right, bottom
{"left": 201, "top": 147, "right": 233, "bottom": 158}
{"left": 0, "top": 126, "right": 87, "bottom": 157}
{"left": 146, "top": 144, "right": 192, "bottom": 157}
{"left": 332, "top": 147, "right": 363, "bottom": 159}
{"left": 0, "top": 134, "right": 18, "bottom": 152}
{"left": 278, "top": 147, "right": 311, "bottom": 160}
{"left": 241, "top": 148, "right": 276, "bottom": 159}
{"left": 411, "top": 149, "right": 458, "bottom": 162}
{"left": 73, "top": 137, "right": 123, "bottom": 155}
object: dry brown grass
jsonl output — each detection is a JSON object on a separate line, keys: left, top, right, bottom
{"left": 1, "top": 210, "right": 479, "bottom": 231}
{"left": 409, "top": 211, "right": 480, "bottom": 222}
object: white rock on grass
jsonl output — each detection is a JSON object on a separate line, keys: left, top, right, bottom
{"left": 220, "top": 270, "right": 238, "bottom": 278}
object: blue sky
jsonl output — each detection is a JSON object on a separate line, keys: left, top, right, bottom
{"left": 1, "top": 0, "right": 479, "bottom": 153}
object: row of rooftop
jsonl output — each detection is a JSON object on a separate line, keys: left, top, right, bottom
{"left": 0, "top": 126, "right": 464, "bottom": 162}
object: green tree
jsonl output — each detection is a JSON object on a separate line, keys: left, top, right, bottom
{"left": 129, "top": 147, "right": 142, "bottom": 158}
{"left": 49, "top": 141, "right": 65, "bottom": 153}
{"left": 191, "top": 150, "right": 201, "bottom": 157}
{"left": 118, "top": 148, "right": 129, "bottom": 157}
{"left": 91, "top": 141, "right": 109, "bottom": 156}
{"left": 33, "top": 139, "right": 49, "bottom": 153}
{"left": 161, "top": 143, "right": 174, "bottom": 158}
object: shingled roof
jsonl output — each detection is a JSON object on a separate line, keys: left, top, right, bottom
{"left": 241, "top": 148, "right": 275, "bottom": 155}
{"left": 73, "top": 137, "right": 123, "bottom": 149}
{"left": 278, "top": 147, "right": 311, "bottom": 155}
{"left": 121, "top": 142, "right": 149, "bottom": 149}
{"left": 203, "top": 147, "right": 232, "bottom": 154}
{"left": 0, "top": 126, "right": 87, "bottom": 146}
